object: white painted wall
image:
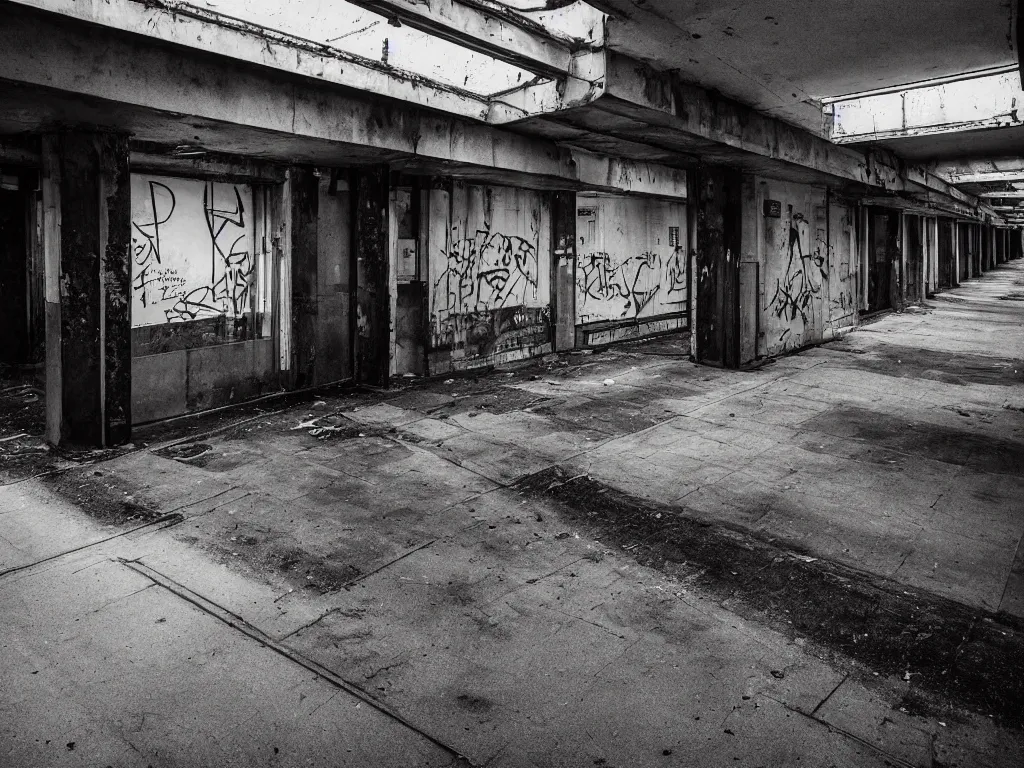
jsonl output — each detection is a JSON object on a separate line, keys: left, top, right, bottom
{"left": 130, "top": 174, "right": 256, "bottom": 328}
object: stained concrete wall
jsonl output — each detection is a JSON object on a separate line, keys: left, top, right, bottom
{"left": 428, "top": 181, "right": 551, "bottom": 373}
{"left": 574, "top": 194, "right": 688, "bottom": 345}
{"left": 753, "top": 178, "right": 858, "bottom": 357}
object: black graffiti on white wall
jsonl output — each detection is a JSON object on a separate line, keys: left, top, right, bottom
{"left": 769, "top": 214, "right": 827, "bottom": 327}
{"left": 132, "top": 180, "right": 254, "bottom": 324}
{"left": 131, "top": 180, "right": 178, "bottom": 306}
{"left": 576, "top": 249, "right": 687, "bottom": 321}
{"left": 433, "top": 227, "right": 540, "bottom": 318}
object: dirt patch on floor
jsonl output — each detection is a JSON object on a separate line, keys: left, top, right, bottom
{"left": 210, "top": 526, "right": 369, "bottom": 595}
{"left": 533, "top": 396, "right": 672, "bottom": 437}
{"left": 515, "top": 466, "right": 1024, "bottom": 729}
{"left": 802, "top": 406, "right": 1024, "bottom": 475}
{"left": 41, "top": 468, "right": 163, "bottom": 526}
{"left": 427, "top": 387, "right": 553, "bottom": 418}
{"left": 825, "top": 342, "right": 1024, "bottom": 387}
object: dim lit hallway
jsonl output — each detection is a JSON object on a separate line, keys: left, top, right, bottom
{"left": 3, "top": 260, "right": 1024, "bottom": 766}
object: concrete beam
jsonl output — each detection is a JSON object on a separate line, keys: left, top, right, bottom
{"left": 597, "top": 52, "right": 979, "bottom": 213}
{"left": 571, "top": 150, "right": 686, "bottom": 199}
{"left": 0, "top": 2, "right": 687, "bottom": 198}
{"left": 7, "top": 0, "right": 499, "bottom": 123}
{"left": 949, "top": 170, "right": 1024, "bottom": 184}
{"left": 346, "top": 0, "right": 586, "bottom": 78}
{"left": 597, "top": 54, "right": 876, "bottom": 187}
{"left": 489, "top": 47, "right": 607, "bottom": 122}
{"left": 0, "top": 3, "right": 569, "bottom": 177}
{"left": 829, "top": 70, "right": 1023, "bottom": 144}
{"left": 930, "top": 157, "right": 1024, "bottom": 184}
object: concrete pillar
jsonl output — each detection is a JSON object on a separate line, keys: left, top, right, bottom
{"left": 859, "top": 206, "right": 870, "bottom": 310}
{"left": 353, "top": 165, "right": 390, "bottom": 387}
{"left": 953, "top": 223, "right": 960, "bottom": 286}
{"left": 551, "top": 191, "right": 577, "bottom": 352}
{"left": 899, "top": 213, "right": 908, "bottom": 304}
{"left": 922, "top": 217, "right": 930, "bottom": 295}
{"left": 42, "top": 132, "right": 131, "bottom": 448}
{"left": 290, "top": 167, "right": 320, "bottom": 389}
{"left": 967, "top": 225, "right": 975, "bottom": 279}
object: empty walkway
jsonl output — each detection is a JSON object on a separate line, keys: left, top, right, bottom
{"left": 3, "top": 261, "right": 1024, "bottom": 767}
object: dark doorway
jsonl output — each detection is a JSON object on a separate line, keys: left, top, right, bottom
{"left": 937, "top": 221, "right": 954, "bottom": 289}
{"left": 868, "top": 208, "right": 899, "bottom": 313}
{"left": 957, "top": 224, "right": 971, "bottom": 283}
{"left": 0, "top": 168, "right": 44, "bottom": 440}
{"left": 0, "top": 179, "right": 29, "bottom": 365}
{"left": 693, "top": 165, "right": 741, "bottom": 368}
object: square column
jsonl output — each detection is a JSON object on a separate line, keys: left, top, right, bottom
{"left": 42, "top": 132, "right": 131, "bottom": 447}
{"left": 353, "top": 165, "right": 390, "bottom": 387}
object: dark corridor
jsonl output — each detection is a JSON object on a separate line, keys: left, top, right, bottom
{"left": 0, "top": 183, "right": 29, "bottom": 365}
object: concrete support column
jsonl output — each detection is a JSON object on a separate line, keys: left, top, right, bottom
{"left": 353, "top": 165, "right": 390, "bottom": 387}
{"left": 551, "top": 191, "right": 577, "bottom": 352}
{"left": 975, "top": 225, "right": 983, "bottom": 275}
{"left": 859, "top": 207, "right": 870, "bottom": 310}
{"left": 967, "top": 225, "right": 975, "bottom": 279}
{"left": 42, "top": 132, "right": 131, "bottom": 448}
{"left": 953, "top": 223, "right": 961, "bottom": 286}
{"left": 899, "top": 213, "right": 908, "bottom": 304}
{"left": 922, "top": 218, "right": 930, "bottom": 295}
{"left": 290, "top": 167, "right": 320, "bottom": 389}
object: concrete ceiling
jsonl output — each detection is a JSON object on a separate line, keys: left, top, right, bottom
{"left": 593, "top": 0, "right": 1018, "bottom": 134}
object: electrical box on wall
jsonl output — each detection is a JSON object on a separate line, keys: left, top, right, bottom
{"left": 763, "top": 199, "right": 782, "bottom": 218}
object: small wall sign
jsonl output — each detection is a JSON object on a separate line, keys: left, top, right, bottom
{"left": 763, "top": 199, "right": 782, "bottom": 218}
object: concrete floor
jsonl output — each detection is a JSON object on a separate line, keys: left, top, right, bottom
{"left": 3, "top": 261, "right": 1024, "bottom": 767}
